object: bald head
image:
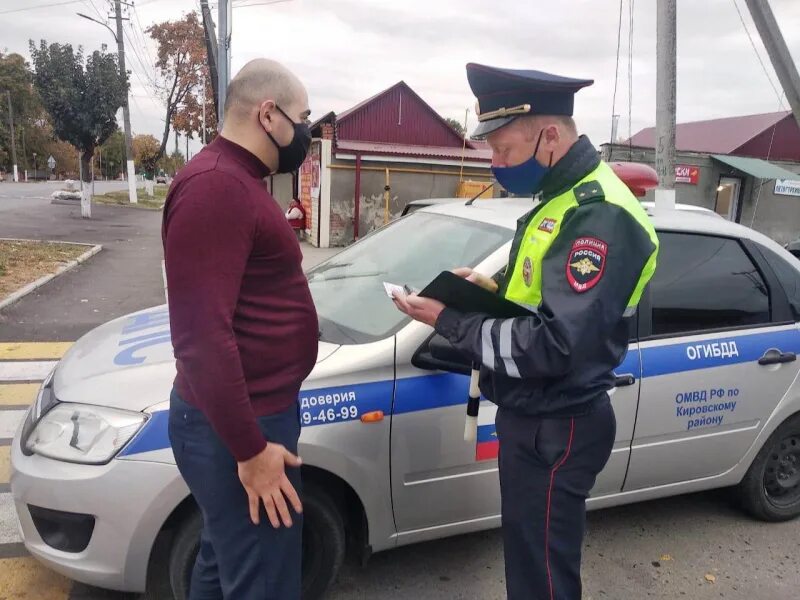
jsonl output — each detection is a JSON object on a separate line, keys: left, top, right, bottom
{"left": 224, "top": 58, "right": 305, "bottom": 121}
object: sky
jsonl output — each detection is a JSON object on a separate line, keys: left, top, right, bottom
{"left": 2, "top": 0, "right": 799, "bottom": 158}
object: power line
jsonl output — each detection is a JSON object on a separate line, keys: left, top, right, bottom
{"left": 233, "top": 0, "right": 293, "bottom": 7}
{"left": 609, "top": 0, "right": 624, "bottom": 157}
{"left": 126, "top": 20, "right": 159, "bottom": 87}
{"left": 0, "top": 0, "right": 85, "bottom": 15}
{"left": 131, "top": 3, "right": 157, "bottom": 71}
{"left": 122, "top": 26, "right": 161, "bottom": 93}
{"left": 628, "top": 0, "right": 635, "bottom": 156}
{"left": 731, "top": 0, "right": 786, "bottom": 110}
{"left": 83, "top": 0, "right": 106, "bottom": 20}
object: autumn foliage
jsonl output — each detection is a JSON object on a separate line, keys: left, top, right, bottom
{"left": 147, "top": 12, "right": 216, "bottom": 163}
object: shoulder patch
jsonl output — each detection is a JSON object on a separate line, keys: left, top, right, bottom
{"left": 566, "top": 237, "right": 607, "bottom": 293}
{"left": 573, "top": 181, "right": 605, "bottom": 205}
{"left": 538, "top": 217, "right": 557, "bottom": 233}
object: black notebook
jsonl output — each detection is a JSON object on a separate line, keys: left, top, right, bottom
{"left": 418, "top": 271, "right": 533, "bottom": 318}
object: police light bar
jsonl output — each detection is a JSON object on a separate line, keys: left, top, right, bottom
{"left": 609, "top": 162, "right": 658, "bottom": 198}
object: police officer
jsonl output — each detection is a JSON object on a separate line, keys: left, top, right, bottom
{"left": 394, "top": 63, "right": 659, "bottom": 599}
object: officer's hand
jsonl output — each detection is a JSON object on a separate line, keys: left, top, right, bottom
{"left": 238, "top": 442, "right": 303, "bottom": 528}
{"left": 393, "top": 292, "right": 445, "bottom": 327}
{"left": 452, "top": 267, "right": 498, "bottom": 293}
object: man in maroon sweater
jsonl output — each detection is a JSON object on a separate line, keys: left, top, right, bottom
{"left": 163, "top": 58, "right": 318, "bottom": 599}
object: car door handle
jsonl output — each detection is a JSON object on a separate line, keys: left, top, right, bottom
{"left": 614, "top": 374, "right": 637, "bottom": 387}
{"left": 758, "top": 351, "right": 797, "bottom": 366}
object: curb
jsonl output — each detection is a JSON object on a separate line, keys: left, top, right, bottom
{"left": 50, "top": 197, "right": 81, "bottom": 206}
{"left": 0, "top": 240, "right": 103, "bottom": 312}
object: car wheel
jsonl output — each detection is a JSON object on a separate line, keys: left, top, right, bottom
{"left": 168, "top": 509, "right": 200, "bottom": 600}
{"left": 301, "top": 482, "right": 347, "bottom": 600}
{"left": 738, "top": 414, "right": 800, "bottom": 521}
{"left": 167, "top": 484, "right": 346, "bottom": 600}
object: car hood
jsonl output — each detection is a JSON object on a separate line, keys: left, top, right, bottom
{"left": 53, "top": 305, "right": 341, "bottom": 412}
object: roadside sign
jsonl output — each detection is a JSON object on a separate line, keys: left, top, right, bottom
{"left": 675, "top": 165, "right": 699, "bottom": 185}
{"left": 775, "top": 179, "right": 800, "bottom": 197}
{"left": 47, "top": 155, "right": 56, "bottom": 169}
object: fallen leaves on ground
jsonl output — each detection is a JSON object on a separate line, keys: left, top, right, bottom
{"left": 0, "top": 240, "right": 89, "bottom": 298}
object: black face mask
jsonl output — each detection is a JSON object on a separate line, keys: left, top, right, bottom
{"left": 264, "top": 105, "right": 311, "bottom": 174}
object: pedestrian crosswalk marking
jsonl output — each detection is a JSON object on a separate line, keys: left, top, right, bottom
{"left": 0, "top": 446, "right": 9, "bottom": 483}
{"left": 0, "top": 361, "right": 57, "bottom": 382}
{"left": 0, "top": 343, "right": 72, "bottom": 361}
{"left": 0, "top": 556, "right": 71, "bottom": 599}
{"left": 0, "top": 384, "right": 39, "bottom": 407}
{"left": 0, "top": 411, "right": 25, "bottom": 441}
{"left": 0, "top": 342, "right": 69, "bottom": 585}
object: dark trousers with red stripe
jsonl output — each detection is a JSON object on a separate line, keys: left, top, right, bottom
{"left": 495, "top": 396, "right": 616, "bottom": 600}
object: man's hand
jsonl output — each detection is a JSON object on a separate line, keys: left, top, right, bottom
{"left": 238, "top": 442, "right": 303, "bottom": 527}
{"left": 393, "top": 292, "right": 445, "bottom": 327}
{"left": 452, "top": 267, "right": 498, "bottom": 293}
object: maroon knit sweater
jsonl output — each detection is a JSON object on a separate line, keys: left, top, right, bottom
{"left": 162, "top": 135, "right": 318, "bottom": 461}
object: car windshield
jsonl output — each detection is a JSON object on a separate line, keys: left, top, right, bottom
{"left": 308, "top": 212, "right": 511, "bottom": 345}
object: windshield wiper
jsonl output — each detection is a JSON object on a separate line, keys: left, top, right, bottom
{"left": 312, "top": 270, "right": 387, "bottom": 282}
{"left": 310, "top": 262, "right": 352, "bottom": 275}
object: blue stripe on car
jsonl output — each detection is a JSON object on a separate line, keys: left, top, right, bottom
{"left": 118, "top": 328, "right": 799, "bottom": 457}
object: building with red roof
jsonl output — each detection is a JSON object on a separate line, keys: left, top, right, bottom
{"left": 284, "top": 81, "right": 493, "bottom": 247}
{"left": 602, "top": 111, "right": 800, "bottom": 243}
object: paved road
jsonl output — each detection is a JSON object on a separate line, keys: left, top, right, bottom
{"left": 0, "top": 182, "right": 165, "bottom": 341}
{"left": 0, "top": 180, "right": 134, "bottom": 212}
{"left": 0, "top": 182, "right": 337, "bottom": 342}
{"left": 329, "top": 488, "right": 800, "bottom": 599}
{"left": 1, "top": 182, "right": 799, "bottom": 599}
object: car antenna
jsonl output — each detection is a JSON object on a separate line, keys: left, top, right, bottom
{"left": 465, "top": 183, "right": 493, "bottom": 206}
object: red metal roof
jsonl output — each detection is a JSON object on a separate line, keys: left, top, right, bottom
{"left": 626, "top": 111, "right": 792, "bottom": 155}
{"left": 336, "top": 140, "right": 491, "bottom": 162}
{"left": 335, "top": 81, "right": 477, "bottom": 149}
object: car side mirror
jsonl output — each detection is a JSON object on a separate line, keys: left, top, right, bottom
{"left": 412, "top": 333, "right": 472, "bottom": 375}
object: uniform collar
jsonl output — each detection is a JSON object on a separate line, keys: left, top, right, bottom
{"left": 539, "top": 135, "right": 600, "bottom": 200}
{"left": 211, "top": 135, "right": 271, "bottom": 179}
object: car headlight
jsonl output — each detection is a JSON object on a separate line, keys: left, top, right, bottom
{"left": 25, "top": 403, "right": 147, "bottom": 465}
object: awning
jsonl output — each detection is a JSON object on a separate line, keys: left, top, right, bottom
{"left": 711, "top": 154, "right": 799, "bottom": 180}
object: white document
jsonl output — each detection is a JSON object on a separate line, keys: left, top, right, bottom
{"left": 383, "top": 282, "right": 406, "bottom": 299}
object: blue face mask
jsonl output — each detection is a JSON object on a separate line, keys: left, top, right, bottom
{"left": 491, "top": 129, "right": 552, "bottom": 195}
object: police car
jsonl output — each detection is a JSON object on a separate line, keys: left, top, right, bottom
{"left": 11, "top": 190, "right": 800, "bottom": 599}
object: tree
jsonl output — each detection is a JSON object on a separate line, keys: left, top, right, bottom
{"left": 148, "top": 12, "right": 208, "bottom": 163}
{"left": 445, "top": 117, "right": 466, "bottom": 137}
{"left": 0, "top": 52, "right": 42, "bottom": 171}
{"left": 170, "top": 74, "right": 217, "bottom": 146}
{"left": 29, "top": 41, "right": 127, "bottom": 184}
{"left": 132, "top": 133, "right": 160, "bottom": 177}
{"left": 100, "top": 129, "right": 125, "bottom": 178}
{"left": 46, "top": 138, "right": 80, "bottom": 179}
{"left": 158, "top": 150, "right": 186, "bottom": 176}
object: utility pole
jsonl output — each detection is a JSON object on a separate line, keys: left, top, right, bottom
{"left": 200, "top": 0, "right": 219, "bottom": 116}
{"left": 113, "top": 0, "right": 138, "bottom": 204}
{"left": 81, "top": 9, "right": 138, "bottom": 200}
{"left": 201, "top": 74, "right": 207, "bottom": 145}
{"left": 218, "top": 0, "right": 232, "bottom": 127}
{"left": 744, "top": 0, "right": 800, "bottom": 128}
{"left": 5, "top": 91, "right": 18, "bottom": 182}
{"left": 655, "top": 0, "right": 677, "bottom": 212}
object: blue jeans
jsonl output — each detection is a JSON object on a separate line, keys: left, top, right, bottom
{"left": 168, "top": 390, "right": 302, "bottom": 600}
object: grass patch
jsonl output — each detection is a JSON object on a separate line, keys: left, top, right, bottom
{"left": 0, "top": 240, "right": 91, "bottom": 299}
{"left": 93, "top": 186, "right": 168, "bottom": 210}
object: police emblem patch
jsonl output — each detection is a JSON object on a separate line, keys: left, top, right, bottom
{"left": 538, "top": 218, "right": 557, "bottom": 233}
{"left": 566, "top": 237, "right": 607, "bottom": 293}
{"left": 522, "top": 256, "right": 533, "bottom": 287}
